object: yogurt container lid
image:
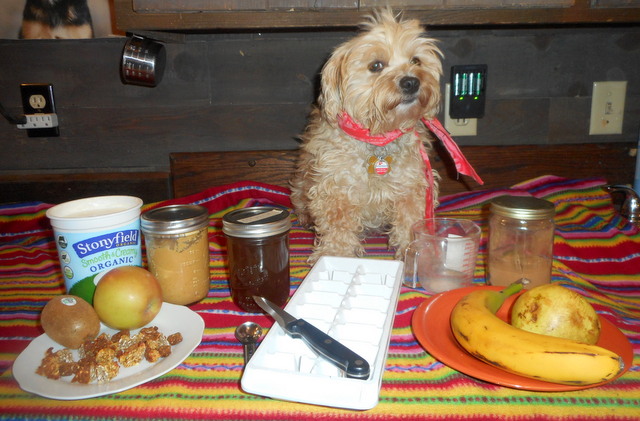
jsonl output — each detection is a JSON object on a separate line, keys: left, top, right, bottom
{"left": 490, "top": 195, "right": 555, "bottom": 220}
{"left": 222, "top": 207, "right": 291, "bottom": 238}
{"left": 46, "top": 195, "right": 143, "bottom": 231}
{"left": 141, "top": 205, "right": 209, "bottom": 235}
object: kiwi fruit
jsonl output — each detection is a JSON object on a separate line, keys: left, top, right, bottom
{"left": 40, "top": 295, "right": 101, "bottom": 349}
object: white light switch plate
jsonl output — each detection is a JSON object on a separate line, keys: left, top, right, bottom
{"left": 589, "top": 81, "right": 627, "bottom": 135}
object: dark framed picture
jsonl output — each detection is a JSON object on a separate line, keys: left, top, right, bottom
{"left": 1, "top": 0, "right": 115, "bottom": 39}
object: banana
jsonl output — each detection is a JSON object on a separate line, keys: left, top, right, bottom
{"left": 450, "top": 283, "right": 625, "bottom": 385}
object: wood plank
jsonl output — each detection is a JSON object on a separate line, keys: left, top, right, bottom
{"left": 363, "top": 0, "right": 573, "bottom": 6}
{"left": 114, "top": 0, "right": 640, "bottom": 31}
{"left": 4, "top": 142, "right": 632, "bottom": 205}
{"left": 170, "top": 142, "right": 637, "bottom": 198}
{"left": 170, "top": 150, "right": 299, "bottom": 196}
{"left": 432, "top": 142, "right": 636, "bottom": 194}
{"left": 133, "top": 0, "right": 356, "bottom": 11}
{"left": 0, "top": 172, "right": 170, "bottom": 205}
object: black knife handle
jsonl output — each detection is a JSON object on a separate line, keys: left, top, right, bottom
{"left": 286, "top": 318, "right": 370, "bottom": 380}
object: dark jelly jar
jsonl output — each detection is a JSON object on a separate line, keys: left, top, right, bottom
{"left": 222, "top": 207, "right": 291, "bottom": 312}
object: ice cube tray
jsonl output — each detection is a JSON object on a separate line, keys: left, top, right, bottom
{"left": 240, "top": 256, "right": 404, "bottom": 410}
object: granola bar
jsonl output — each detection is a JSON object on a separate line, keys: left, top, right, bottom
{"left": 36, "top": 326, "right": 183, "bottom": 384}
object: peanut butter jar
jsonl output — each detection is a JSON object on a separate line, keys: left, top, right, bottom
{"left": 487, "top": 196, "right": 555, "bottom": 289}
{"left": 141, "top": 205, "right": 210, "bottom": 305}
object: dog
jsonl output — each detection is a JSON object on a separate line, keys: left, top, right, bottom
{"left": 19, "top": 0, "right": 94, "bottom": 39}
{"left": 290, "top": 9, "right": 444, "bottom": 263}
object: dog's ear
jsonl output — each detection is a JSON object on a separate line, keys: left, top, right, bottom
{"left": 416, "top": 35, "right": 443, "bottom": 120}
{"left": 318, "top": 45, "right": 349, "bottom": 125}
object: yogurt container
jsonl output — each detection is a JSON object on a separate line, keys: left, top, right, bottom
{"left": 46, "top": 196, "right": 143, "bottom": 304}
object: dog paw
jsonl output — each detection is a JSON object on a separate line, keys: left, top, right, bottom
{"left": 308, "top": 241, "right": 364, "bottom": 264}
{"left": 394, "top": 247, "right": 406, "bottom": 261}
{"left": 306, "top": 251, "right": 321, "bottom": 265}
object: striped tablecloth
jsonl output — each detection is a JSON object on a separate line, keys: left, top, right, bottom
{"left": 1, "top": 175, "right": 638, "bottom": 420}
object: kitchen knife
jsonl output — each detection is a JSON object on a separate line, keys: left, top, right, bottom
{"left": 253, "top": 296, "right": 370, "bottom": 380}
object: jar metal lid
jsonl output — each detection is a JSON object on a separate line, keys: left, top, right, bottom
{"left": 490, "top": 196, "right": 555, "bottom": 220}
{"left": 141, "top": 205, "right": 209, "bottom": 235}
{"left": 222, "top": 206, "right": 291, "bottom": 238}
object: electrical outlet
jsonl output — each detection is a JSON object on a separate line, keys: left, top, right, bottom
{"left": 19, "top": 83, "right": 59, "bottom": 137}
{"left": 444, "top": 83, "right": 477, "bottom": 136}
{"left": 589, "top": 81, "right": 626, "bottom": 135}
{"left": 29, "top": 94, "right": 47, "bottom": 109}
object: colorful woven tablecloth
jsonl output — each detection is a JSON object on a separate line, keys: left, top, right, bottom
{"left": 1, "top": 175, "right": 639, "bottom": 420}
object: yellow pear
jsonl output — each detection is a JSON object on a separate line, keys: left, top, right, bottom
{"left": 510, "top": 283, "right": 601, "bottom": 344}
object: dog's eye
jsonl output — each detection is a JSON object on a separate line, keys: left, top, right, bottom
{"left": 368, "top": 61, "right": 385, "bottom": 73}
{"left": 410, "top": 57, "right": 421, "bottom": 66}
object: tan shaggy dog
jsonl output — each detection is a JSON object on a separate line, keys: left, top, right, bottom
{"left": 291, "top": 9, "right": 443, "bottom": 263}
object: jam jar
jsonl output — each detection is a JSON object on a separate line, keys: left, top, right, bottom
{"left": 141, "top": 205, "right": 210, "bottom": 305}
{"left": 487, "top": 196, "right": 555, "bottom": 288}
{"left": 222, "top": 207, "right": 291, "bottom": 313}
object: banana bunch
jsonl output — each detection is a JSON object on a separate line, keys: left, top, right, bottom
{"left": 450, "top": 283, "right": 624, "bottom": 385}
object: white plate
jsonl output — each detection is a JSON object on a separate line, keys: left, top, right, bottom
{"left": 12, "top": 302, "right": 204, "bottom": 400}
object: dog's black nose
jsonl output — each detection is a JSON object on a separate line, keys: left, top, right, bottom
{"left": 400, "top": 76, "right": 420, "bottom": 95}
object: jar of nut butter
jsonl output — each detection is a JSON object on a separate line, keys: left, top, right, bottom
{"left": 141, "top": 205, "right": 210, "bottom": 305}
{"left": 487, "top": 196, "right": 555, "bottom": 289}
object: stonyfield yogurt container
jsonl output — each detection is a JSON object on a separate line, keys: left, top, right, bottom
{"left": 46, "top": 196, "right": 143, "bottom": 304}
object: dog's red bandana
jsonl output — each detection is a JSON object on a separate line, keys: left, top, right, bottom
{"left": 338, "top": 113, "right": 408, "bottom": 147}
{"left": 337, "top": 111, "right": 484, "bottom": 219}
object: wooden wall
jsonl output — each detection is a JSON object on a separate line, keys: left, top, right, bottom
{"left": 0, "top": 25, "right": 639, "bottom": 203}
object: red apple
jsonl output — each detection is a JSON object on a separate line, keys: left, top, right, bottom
{"left": 93, "top": 266, "right": 163, "bottom": 330}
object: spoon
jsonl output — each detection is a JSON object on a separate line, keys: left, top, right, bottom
{"left": 235, "top": 321, "right": 262, "bottom": 365}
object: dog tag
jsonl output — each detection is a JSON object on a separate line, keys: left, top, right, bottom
{"left": 368, "top": 156, "right": 392, "bottom": 175}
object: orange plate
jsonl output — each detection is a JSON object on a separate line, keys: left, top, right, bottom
{"left": 412, "top": 286, "right": 633, "bottom": 391}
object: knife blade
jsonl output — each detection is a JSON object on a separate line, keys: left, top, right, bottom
{"left": 253, "top": 296, "right": 370, "bottom": 380}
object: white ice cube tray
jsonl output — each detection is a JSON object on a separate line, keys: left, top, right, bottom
{"left": 240, "top": 256, "right": 404, "bottom": 410}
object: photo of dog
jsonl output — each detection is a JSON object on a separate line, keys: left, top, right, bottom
{"left": 290, "top": 9, "right": 444, "bottom": 263}
{"left": 19, "top": 0, "right": 94, "bottom": 39}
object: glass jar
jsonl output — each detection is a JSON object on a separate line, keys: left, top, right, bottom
{"left": 222, "top": 207, "right": 291, "bottom": 313}
{"left": 487, "top": 196, "right": 555, "bottom": 288}
{"left": 141, "top": 205, "right": 210, "bottom": 305}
